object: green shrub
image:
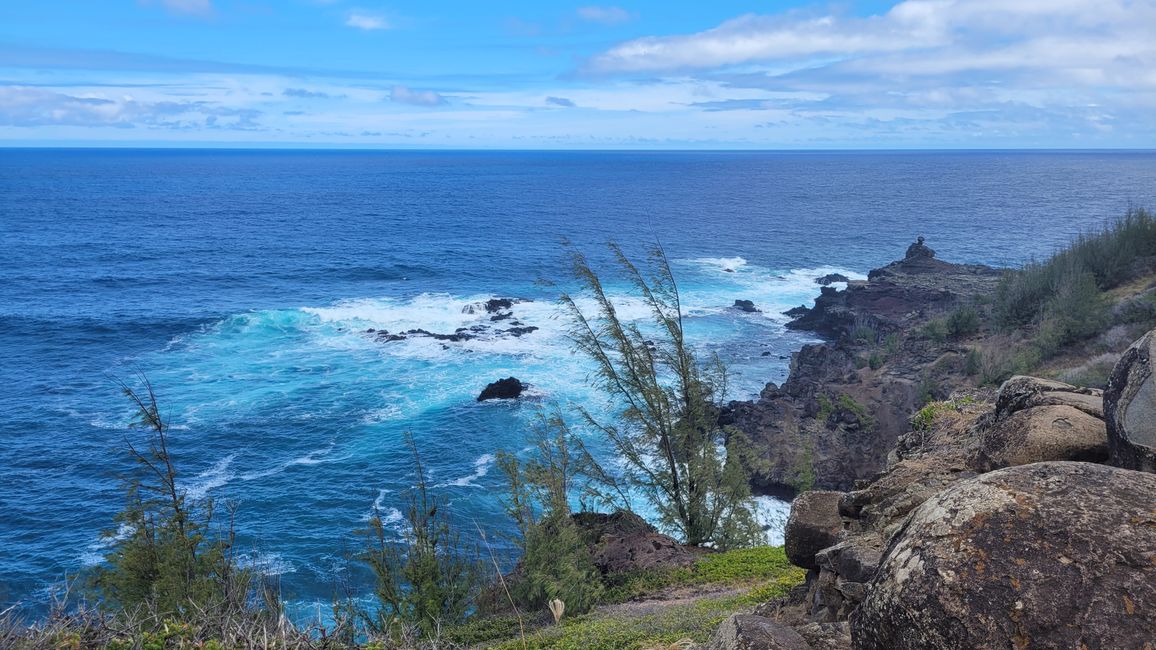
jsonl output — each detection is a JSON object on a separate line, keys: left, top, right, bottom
{"left": 964, "top": 348, "right": 982, "bottom": 376}
{"left": 361, "top": 434, "right": 481, "bottom": 639}
{"left": 883, "top": 333, "right": 902, "bottom": 354}
{"left": 868, "top": 351, "right": 884, "bottom": 370}
{"left": 89, "top": 379, "right": 250, "bottom": 620}
{"left": 946, "top": 305, "right": 981, "bottom": 338}
{"left": 922, "top": 319, "right": 948, "bottom": 343}
{"left": 511, "top": 514, "right": 605, "bottom": 617}
{"left": 995, "top": 207, "right": 1156, "bottom": 329}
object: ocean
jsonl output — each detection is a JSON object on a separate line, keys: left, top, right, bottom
{"left": 1, "top": 149, "right": 1154, "bottom": 615}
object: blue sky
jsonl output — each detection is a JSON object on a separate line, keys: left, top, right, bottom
{"left": 1, "top": 0, "right": 1154, "bottom": 148}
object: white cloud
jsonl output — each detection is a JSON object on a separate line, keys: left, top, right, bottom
{"left": 577, "top": 6, "right": 636, "bottom": 25}
{"left": 346, "top": 12, "right": 390, "bottom": 30}
{"left": 582, "top": 0, "right": 1156, "bottom": 85}
{"left": 0, "top": 86, "right": 260, "bottom": 129}
{"left": 390, "top": 85, "right": 446, "bottom": 107}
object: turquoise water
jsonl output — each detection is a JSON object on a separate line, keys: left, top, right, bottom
{"left": 1, "top": 149, "right": 1154, "bottom": 613}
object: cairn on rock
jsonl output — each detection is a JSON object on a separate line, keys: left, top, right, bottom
{"left": 904, "top": 236, "right": 935, "bottom": 260}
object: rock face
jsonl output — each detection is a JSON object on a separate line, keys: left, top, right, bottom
{"left": 729, "top": 245, "right": 1003, "bottom": 494}
{"left": 851, "top": 462, "right": 1156, "bottom": 650}
{"left": 709, "top": 615, "right": 813, "bottom": 650}
{"left": 784, "top": 491, "right": 844, "bottom": 571}
{"left": 1105, "top": 327, "right": 1156, "bottom": 472}
{"left": 477, "top": 377, "right": 525, "bottom": 401}
{"left": 571, "top": 511, "right": 702, "bottom": 573}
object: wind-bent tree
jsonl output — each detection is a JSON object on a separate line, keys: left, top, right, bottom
{"left": 561, "top": 244, "right": 761, "bottom": 549}
{"left": 91, "top": 375, "right": 248, "bottom": 618}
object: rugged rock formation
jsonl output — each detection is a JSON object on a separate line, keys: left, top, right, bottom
{"left": 852, "top": 462, "right": 1156, "bottom": 650}
{"left": 572, "top": 511, "right": 703, "bottom": 573}
{"left": 815, "top": 273, "right": 850, "bottom": 286}
{"left": 743, "top": 332, "right": 1156, "bottom": 649}
{"left": 733, "top": 299, "right": 761, "bottom": 313}
{"left": 477, "top": 377, "right": 525, "bottom": 401}
{"left": 1105, "top": 327, "right": 1156, "bottom": 472}
{"left": 729, "top": 242, "right": 1003, "bottom": 495}
{"left": 783, "top": 491, "right": 843, "bottom": 571}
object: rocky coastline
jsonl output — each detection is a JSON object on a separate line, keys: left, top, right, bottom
{"left": 699, "top": 239, "right": 1156, "bottom": 649}
{"left": 726, "top": 240, "right": 1004, "bottom": 496}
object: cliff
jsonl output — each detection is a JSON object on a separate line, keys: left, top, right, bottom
{"left": 728, "top": 240, "right": 1003, "bottom": 495}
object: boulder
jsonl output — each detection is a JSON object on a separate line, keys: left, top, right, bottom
{"left": 814, "top": 539, "right": 881, "bottom": 585}
{"left": 1105, "top": 328, "right": 1156, "bottom": 472}
{"left": 708, "top": 615, "right": 813, "bottom": 650}
{"left": 851, "top": 462, "right": 1156, "bottom": 650}
{"left": 903, "top": 236, "right": 935, "bottom": 260}
{"left": 572, "top": 510, "right": 701, "bottom": 574}
{"left": 784, "top": 491, "right": 844, "bottom": 570}
{"left": 592, "top": 530, "right": 700, "bottom": 574}
{"left": 795, "top": 622, "right": 851, "bottom": 650}
{"left": 734, "top": 299, "right": 761, "bottom": 313}
{"left": 994, "top": 375, "right": 1104, "bottom": 420}
{"left": 477, "top": 377, "right": 525, "bottom": 401}
{"left": 979, "top": 404, "right": 1107, "bottom": 469}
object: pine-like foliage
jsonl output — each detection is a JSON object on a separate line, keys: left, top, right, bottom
{"left": 560, "top": 244, "right": 761, "bottom": 549}
{"left": 89, "top": 376, "right": 249, "bottom": 619}
{"left": 362, "top": 434, "right": 480, "bottom": 640}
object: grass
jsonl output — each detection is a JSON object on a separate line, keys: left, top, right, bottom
{"left": 481, "top": 547, "right": 805, "bottom": 650}
{"left": 448, "top": 547, "right": 804, "bottom": 649}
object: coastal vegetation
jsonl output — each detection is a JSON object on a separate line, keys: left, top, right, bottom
{"left": 3, "top": 246, "right": 788, "bottom": 648}
{"left": 560, "top": 244, "right": 763, "bottom": 550}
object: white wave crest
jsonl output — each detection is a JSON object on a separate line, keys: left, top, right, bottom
{"left": 435, "top": 453, "right": 496, "bottom": 488}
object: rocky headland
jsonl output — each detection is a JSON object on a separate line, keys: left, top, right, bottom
{"left": 727, "top": 240, "right": 1004, "bottom": 496}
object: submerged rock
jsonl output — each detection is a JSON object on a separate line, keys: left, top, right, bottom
{"left": 852, "top": 462, "right": 1156, "bottom": 650}
{"left": 477, "top": 377, "right": 525, "bottom": 401}
{"left": 1105, "top": 327, "right": 1156, "bottom": 472}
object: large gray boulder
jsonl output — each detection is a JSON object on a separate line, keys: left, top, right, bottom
{"left": 784, "top": 491, "right": 844, "bottom": 570}
{"left": 979, "top": 404, "right": 1107, "bottom": 469}
{"left": 708, "top": 615, "right": 813, "bottom": 650}
{"left": 993, "top": 375, "right": 1104, "bottom": 420}
{"left": 851, "top": 462, "right": 1156, "bottom": 650}
{"left": 1105, "top": 328, "right": 1156, "bottom": 472}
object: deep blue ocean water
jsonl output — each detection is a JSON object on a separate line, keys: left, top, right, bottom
{"left": 1, "top": 149, "right": 1154, "bottom": 615}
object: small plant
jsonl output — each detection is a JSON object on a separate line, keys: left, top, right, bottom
{"left": 883, "top": 333, "right": 901, "bottom": 355}
{"left": 946, "top": 305, "right": 981, "bottom": 338}
{"left": 361, "top": 433, "right": 481, "bottom": 640}
{"left": 868, "top": 351, "right": 884, "bottom": 370}
{"left": 548, "top": 599, "right": 565, "bottom": 625}
{"left": 89, "top": 376, "right": 251, "bottom": 621}
{"left": 921, "top": 319, "right": 948, "bottom": 343}
{"left": 964, "top": 347, "right": 982, "bottom": 376}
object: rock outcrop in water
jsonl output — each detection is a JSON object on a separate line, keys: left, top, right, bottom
{"left": 477, "top": 377, "right": 526, "bottom": 401}
{"left": 726, "top": 240, "right": 1003, "bottom": 495}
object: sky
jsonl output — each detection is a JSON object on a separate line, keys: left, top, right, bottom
{"left": 1, "top": 0, "right": 1154, "bottom": 149}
